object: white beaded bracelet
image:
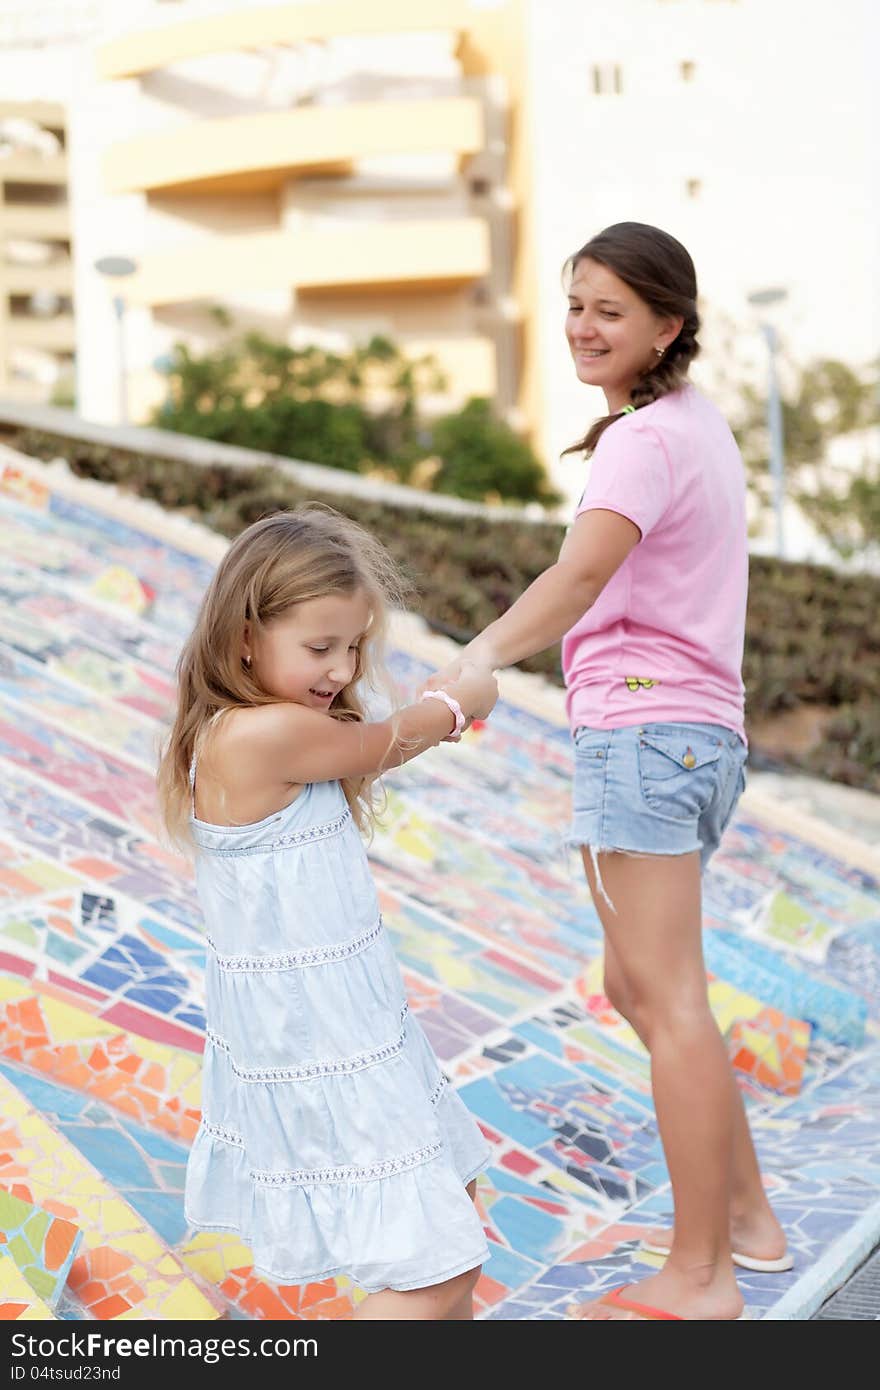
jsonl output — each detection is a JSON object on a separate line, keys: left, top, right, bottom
{"left": 420, "top": 689, "right": 466, "bottom": 742}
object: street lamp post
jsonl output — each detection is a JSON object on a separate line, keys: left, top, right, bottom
{"left": 747, "top": 286, "right": 788, "bottom": 560}
{"left": 94, "top": 255, "right": 137, "bottom": 425}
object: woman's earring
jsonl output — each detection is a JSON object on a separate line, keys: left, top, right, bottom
{"left": 243, "top": 655, "right": 252, "bottom": 670}
{"left": 654, "top": 346, "right": 664, "bottom": 358}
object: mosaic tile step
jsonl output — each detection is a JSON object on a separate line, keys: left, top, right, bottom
{"left": 0, "top": 1251, "right": 56, "bottom": 1320}
{"left": 704, "top": 929, "right": 868, "bottom": 1047}
{"left": 0, "top": 1069, "right": 220, "bottom": 1320}
{"left": 0, "top": 768, "right": 202, "bottom": 933}
{"left": 574, "top": 955, "right": 813, "bottom": 1096}
{"left": 0, "top": 557, "right": 181, "bottom": 683}
{"left": 1, "top": 447, "right": 878, "bottom": 1321}
{"left": 0, "top": 879, "right": 206, "bottom": 1050}
{"left": 0, "top": 700, "right": 160, "bottom": 836}
{"left": 0, "top": 974, "right": 202, "bottom": 1142}
{"left": 0, "top": 649, "right": 159, "bottom": 766}
{"left": 181, "top": 1233, "right": 360, "bottom": 1321}
{"left": 0, "top": 1188, "right": 81, "bottom": 1309}
{"left": 728, "top": 1007, "right": 811, "bottom": 1096}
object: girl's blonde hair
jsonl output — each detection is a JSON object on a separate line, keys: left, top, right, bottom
{"left": 157, "top": 504, "right": 408, "bottom": 846}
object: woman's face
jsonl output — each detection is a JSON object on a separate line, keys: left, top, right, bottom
{"left": 565, "top": 257, "right": 682, "bottom": 411}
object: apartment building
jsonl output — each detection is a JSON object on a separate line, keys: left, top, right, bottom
{"left": 73, "top": 0, "right": 527, "bottom": 441}
{"left": 0, "top": 3, "right": 102, "bottom": 404}
{"left": 1, "top": 0, "right": 875, "bottom": 507}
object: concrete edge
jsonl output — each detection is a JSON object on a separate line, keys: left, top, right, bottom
{"left": 761, "top": 1197, "right": 880, "bottom": 1320}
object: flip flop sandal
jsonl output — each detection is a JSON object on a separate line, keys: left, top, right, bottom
{"left": 641, "top": 1238, "right": 794, "bottom": 1273}
{"left": 572, "top": 1286, "right": 750, "bottom": 1320}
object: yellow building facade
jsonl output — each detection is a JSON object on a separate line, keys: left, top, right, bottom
{"left": 0, "top": 100, "right": 75, "bottom": 402}
{"left": 89, "top": 0, "right": 540, "bottom": 439}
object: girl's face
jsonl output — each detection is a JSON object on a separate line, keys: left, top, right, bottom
{"left": 565, "top": 258, "right": 683, "bottom": 412}
{"left": 245, "top": 588, "right": 372, "bottom": 711}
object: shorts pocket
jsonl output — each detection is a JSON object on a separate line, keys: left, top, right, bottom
{"left": 572, "top": 728, "right": 610, "bottom": 816}
{"left": 637, "top": 725, "right": 723, "bottom": 822}
{"left": 573, "top": 727, "right": 611, "bottom": 756}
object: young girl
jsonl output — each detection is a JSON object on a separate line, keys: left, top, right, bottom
{"left": 158, "top": 505, "right": 498, "bottom": 1320}
{"left": 426, "top": 222, "right": 789, "bottom": 1321}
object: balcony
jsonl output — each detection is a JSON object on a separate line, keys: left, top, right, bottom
{"left": 3, "top": 261, "right": 73, "bottom": 295}
{"left": 404, "top": 335, "right": 497, "bottom": 400}
{"left": 0, "top": 153, "right": 67, "bottom": 185}
{"left": 0, "top": 205, "right": 70, "bottom": 238}
{"left": 96, "top": 0, "right": 473, "bottom": 81}
{"left": 123, "top": 218, "right": 490, "bottom": 307}
{"left": 5, "top": 314, "right": 75, "bottom": 350}
{"left": 104, "top": 97, "right": 484, "bottom": 197}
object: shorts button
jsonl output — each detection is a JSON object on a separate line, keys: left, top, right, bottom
{"left": 683, "top": 750, "right": 696, "bottom": 769}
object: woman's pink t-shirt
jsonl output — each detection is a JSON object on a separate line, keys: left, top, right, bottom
{"left": 561, "top": 384, "right": 748, "bottom": 741}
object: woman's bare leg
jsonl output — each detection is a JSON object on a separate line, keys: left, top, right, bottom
{"left": 573, "top": 849, "right": 742, "bottom": 1319}
{"left": 603, "top": 935, "right": 787, "bottom": 1262}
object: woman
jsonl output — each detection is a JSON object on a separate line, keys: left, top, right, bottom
{"left": 426, "top": 222, "right": 789, "bottom": 1320}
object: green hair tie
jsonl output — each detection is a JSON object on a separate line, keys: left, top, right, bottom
{"left": 621, "top": 404, "right": 636, "bottom": 414}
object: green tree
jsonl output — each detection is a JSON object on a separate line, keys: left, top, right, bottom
{"left": 153, "top": 331, "right": 443, "bottom": 475}
{"left": 733, "top": 356, "right": 879, "bottom": 549}
{"left": 428, "top": 398, "right": 560, "bottom": 505}
{"left": 152, "top": 333, "right": 558, "bottom": 504}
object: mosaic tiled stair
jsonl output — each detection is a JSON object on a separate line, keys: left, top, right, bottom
{"left": 0, "top": 975, "right": 202, "bottom": 1142}
{"left": 0, "top": 1070, "right": 221, "bottom": 1320}
{"left": 704, "top": 929, "right": 867, "bottom": 1048}
{"left": 0, "top": 446, "right": 879, "bottom": 1321}
{"left": 576, "top": 955, "right": 812, "bottom": 1095}
{"left": 728, "top": 1008, "right": 811, "bottom": 1096}
{"left": 0, "top": 1188, "right": 81, "bottom": 1309}
{"left": 0, "top": 1252, "right": 56, "bottom": 1320}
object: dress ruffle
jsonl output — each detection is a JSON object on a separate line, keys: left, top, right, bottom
{"left": 186, "top": 1024, "right": 490, "bottom": 1289}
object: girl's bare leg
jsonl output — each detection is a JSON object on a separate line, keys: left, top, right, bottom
{"left": 573, "top": 850, "right": 742, "bottom": 1320}
{"left": 353, "top": 1182, "right": 482, "bottom": 1320}
{"left": 603, "top": 935, "right": 787, "bottom": 1262}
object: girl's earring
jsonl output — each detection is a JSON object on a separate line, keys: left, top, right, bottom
{"left": 243, "top": 655, "right": 252, "bottom": 670}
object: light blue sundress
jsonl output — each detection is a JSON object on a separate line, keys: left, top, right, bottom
{"left": 185, "top": 772, "right": 491, "bottom": 1292}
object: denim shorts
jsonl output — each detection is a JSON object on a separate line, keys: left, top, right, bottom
{"left": 568, "top": 721, "right": 747, "bottom": 872}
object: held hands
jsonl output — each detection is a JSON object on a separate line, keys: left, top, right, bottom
{"left": 438, "top": 662, "right": 499, "bottom": 723}
{"left": 420, "top": 657, "right": 467, "bottom": 692}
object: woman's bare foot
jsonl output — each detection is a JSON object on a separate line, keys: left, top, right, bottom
{"left": 643, "top": 1208, "right": 789, "bottom": 1265}
{"left": 568, "top": 1268, "right": 744, "bottom": 1321}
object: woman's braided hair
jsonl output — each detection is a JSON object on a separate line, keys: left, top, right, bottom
{"left": 562, "top": 222, "right": 701, "bottom": 457}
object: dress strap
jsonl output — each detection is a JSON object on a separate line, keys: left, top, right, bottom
{"left": 188, "top": 749, "right": 198, "bottom": 815}
{"left": 190, "top": 709, "right": 228, "bottom": 817}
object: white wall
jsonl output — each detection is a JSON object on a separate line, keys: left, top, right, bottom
{"left": 523, "top": 0, "right": 879, "bottom": 506}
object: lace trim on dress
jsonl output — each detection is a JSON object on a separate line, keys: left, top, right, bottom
{"left": 206, "top": 917, "right": 384, "bottom": 972}
{"left": 427, "top": 1075, "right": 448, "bottom": 1107}
{"left": 206, "top": 1004, "right": 409, "bottom": 1082}
{"left": 271, "top": 808, "right": 351, "bottom": 848}
{"left": 251, "top": 1142, "right": 442, "bottom": 1188}
{"left": 202, "top": 1120, "right": 244, "bottom": 1147}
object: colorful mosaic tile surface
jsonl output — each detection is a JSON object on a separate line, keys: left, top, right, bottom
{"left": 0, "top": 450, "right": 878, "bottom": 1321}
{"left": 0, "top": 1188, "right": 81, "bottom": 1310}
